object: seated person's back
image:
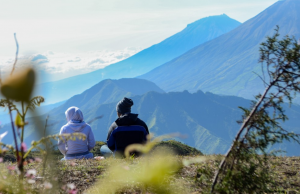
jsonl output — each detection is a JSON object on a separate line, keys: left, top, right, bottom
{"left": 106, "top": 97, "right": 149, "bottom": 155}
{"left": 58, "top": 106, "right": 95, "bottom": 160}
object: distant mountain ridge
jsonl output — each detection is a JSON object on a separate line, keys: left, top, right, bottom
{"left": 48, "top": 78, "right": 165, "bottom": 115}
{"left": 139, "top": 0, "right": 300, "bottom": 100}
{"left": 36, "top": 14, "right": 241, "bottom": 104}
{"left": 3, "top": 82, "right": 300, "bottom": 156}
{"left": 50, "top": 90, "right": 300, "bottom": 156}
{"left": 1, "top": 78, "right": 164, "bottom": 146}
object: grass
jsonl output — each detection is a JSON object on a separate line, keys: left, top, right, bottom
{"left": 15, "top": 155, "right": 300, "bottom": 193}
{"left": 1, "top": 142, "right": 300, "bottom": 193}
{"left": 2, "top": 140, "right": 201, "bottom": 162}
{"left": 151, "top": 140, "right": 202, "bottom": 156}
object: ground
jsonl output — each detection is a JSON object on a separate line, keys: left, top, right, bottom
{"left": 28, "top": 155, "right": 300, "bottom": 193}
{"left": 0, "top": 141, "right": 299, "bottom": 193}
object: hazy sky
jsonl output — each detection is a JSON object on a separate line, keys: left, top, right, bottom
{"left": 0, "top": 0, "right": 278, "bottom": 56}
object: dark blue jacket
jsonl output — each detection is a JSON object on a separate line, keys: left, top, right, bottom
{"left": 106, "top": 113, "right": 149, "bottom": 152}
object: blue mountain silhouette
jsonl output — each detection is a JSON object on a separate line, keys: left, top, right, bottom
{"left": 36, "top": 14, "right": 240, "bottom": 104}
{"left": 139, "top": 0, "right": 300, "bottom": 101}
{"left": 3, "top": 79, "right": 299, "bottom": 156}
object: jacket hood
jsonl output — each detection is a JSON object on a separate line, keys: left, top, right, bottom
{"left": 65, "top": 106, "right": 84, "bottom": 122}
{"left": 65, "top": 106, "right": 86, "bottom": 132}
{"left": 115, "top": 113, "right": 138, "bottom": 126}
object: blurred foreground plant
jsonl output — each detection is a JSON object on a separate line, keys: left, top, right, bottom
{"left": 87, "top": 151, "right": 182, "bottom": 194}
{"left": 0, "top": 34, "right": 89, "bottom": 194}
{"left": 0, "top": 71, "right": 40, "bottom": 177}
{"left": 0, "top": 33, "right": 45, "bottom": 177}
{"left": 86, "top": 133, "right": 192, "bottom": 194}
{"left": 211, "top": 27, "right": 300, "bottom": 193}
{"left": 24, "top": 132, "right": 87, "bottom": 159}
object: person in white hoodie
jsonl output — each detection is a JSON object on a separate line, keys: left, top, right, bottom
{"left": 58, "top": 106, "right": 95, "bottom": 160}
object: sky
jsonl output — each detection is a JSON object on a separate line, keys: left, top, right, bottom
{"left": 0, "top": 0, "right": 278, "bottom": 81}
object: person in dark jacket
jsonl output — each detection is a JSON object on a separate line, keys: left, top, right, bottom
{"left": 100, "top": 97, "right": 149, "bottom": 157}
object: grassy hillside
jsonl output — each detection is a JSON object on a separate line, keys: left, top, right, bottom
{"left": 151, "top": 140, "right": 202, "bottom": 156}
{"left": 88, "top": 140, "right": 202, "bottom": 157}
{"left": 1, "top": 154, "right": 299, "bottom": 193}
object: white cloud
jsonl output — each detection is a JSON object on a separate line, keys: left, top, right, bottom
{"left": 0, "top": 0, "right": 277, "bottom": 56}
{"left": 87, "top": 58, "right": 106, "bottom": 66}
{"left": 0, "top": 0, "right": 278, "bottom": 83}
{"left": 32, "top": 54, "right": 48, "bottom": 61}
{"left": 0, "top": 47, "right": 142, "bottom": 83}
{"left": 67, "top": 57, "right": 81, "bottom": 63}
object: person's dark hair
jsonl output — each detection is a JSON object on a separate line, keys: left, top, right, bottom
{"left": 116, "top": 97, "right": 134, "bottom": 114}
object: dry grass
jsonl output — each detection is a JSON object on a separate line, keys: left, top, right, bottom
{"left": 1, "top": 155, "right": 299, "bottom": 193}
{"left": 271, "top": 157, "right": 300, "bottom": 192}
{"left": 15, "top": 155, "right": 299, "bottom": 193}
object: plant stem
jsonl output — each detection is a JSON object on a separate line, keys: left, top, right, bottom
{"left": 42, "top": 116, "right": 49, "bottom": 177}
{"left": 21, "top": 101, "right": 25, "bottom": 143}
{"left": 19, "top": 101, "right": 26, "bottom": 178}
{"left": 8, "top": 104, "right": 20, "bottom": 163}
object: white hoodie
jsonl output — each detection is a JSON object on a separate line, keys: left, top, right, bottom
{"left": 58, "top": 106, "right": 95, "bottom": 155}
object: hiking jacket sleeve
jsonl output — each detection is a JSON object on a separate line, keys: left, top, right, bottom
{"left": 88, "top": 126, "right": 96, "bottom": 151}
{"left": 107, "top": 122, "right": 117, "bottom": 150}
{"left": 58, "top": 127, "right": 67, "bottom": 155}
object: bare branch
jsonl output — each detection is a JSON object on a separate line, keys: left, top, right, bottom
{"left": 253, "top": 71, "right": 269, "bottom": 87}
{"left": 87, "top": 115, "right": 103, "bottom": 124}
{"left": 10, "top": 33, "right": 19, "bottom": 76}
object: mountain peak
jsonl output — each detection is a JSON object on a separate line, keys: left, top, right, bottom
{"left": 186, "top": 14, "right": 239, "bottom": 28}
{"left": 140, "top": 0, "right": 300, "bottom": 99}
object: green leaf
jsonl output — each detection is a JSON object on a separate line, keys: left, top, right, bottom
{"left": 15, "top": 113, "right": 24, "bottom": 128}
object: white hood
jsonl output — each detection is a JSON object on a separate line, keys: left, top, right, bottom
{"left": 65, "top": 106, "right": 86, "bottom": 132}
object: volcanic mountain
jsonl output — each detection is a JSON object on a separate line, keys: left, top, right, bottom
{"left": 139, "top": 0, "right": 300, "bottom": 100}
{"left": 36, "top": 14, "right": 241, "bottom": 104}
